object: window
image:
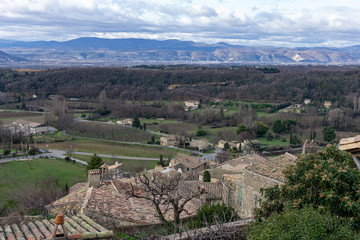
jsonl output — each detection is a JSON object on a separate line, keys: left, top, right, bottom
{"left": 187, "top": 167, "right": 189, "bottom": 171}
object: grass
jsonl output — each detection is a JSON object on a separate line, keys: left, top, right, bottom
{"left": 257, "top": 137, "right": 289, "bottom": 146}
{"left": 71, "top": 122, "right": 161, "bottom": 143}
{"left": 69, "top": 154, "right": 158, "bottom": 172}
{"left": 0, "top": 110, "right": 43, "bottom": 124}
{"left": 0, "top": 157, "right": 86, "bottom": 205}
{"left": 36, "top": 139, "right": 187, "bottom": 158}
{"left": 34, "top": 131, "right": 72, "bottom": 143}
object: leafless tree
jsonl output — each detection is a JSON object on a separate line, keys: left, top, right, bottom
{"left": 215, "top": 151, "right": 232, "bottom": 164}
{"left": 127, "top": 173, "right": 206, "bottom": 233}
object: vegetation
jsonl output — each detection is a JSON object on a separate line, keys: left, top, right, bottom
{"left": 0, "top": 157, "right": 86, "bottom": 208}
{"left": 249, "top": 206, "right": 356, "bottom": 239}
{"left": 191, "top": 203, "right": 239, "bottom": 229}
{"left": 323, "top": 126, "right": 336, "bottom": 142}
{"left": 87, "top": 153, "right": 104, "bottom": 170}
{"left": 256, "top": 145, "right": 360, "bottom": 229}
{"left": 203, "top": 170, "right": 211, "bottom": 182}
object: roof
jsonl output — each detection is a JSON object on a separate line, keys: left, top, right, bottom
{"left": 12, "top": 119, "right": 42, "bottom": 128}
{"left": 49, "top": 179, "right": 199, "bottom": 227}
{"left": 199, "top": 168, "right": 242, "bottom": 179}
{"left": 218, "top": 154, "right": 267, "bottom": 170}
{"left": 245, "top": 153, "right": 297, "bottom": 182}
{"left": 181, "top": 181, "right": 223, "bottom": 200}
{"left": 0, "top": 215, "right": 112, "bottom": 240}
{"left": 173, "top": 153, "right": 206, "bottom": 169}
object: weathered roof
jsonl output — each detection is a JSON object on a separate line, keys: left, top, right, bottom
{"left": 199, "top": 168, "right": 242, "bottom": 179}
{"left": 218, "top": 154, "right": 267, "bottom": 169}
{"left": 181, "top": 181, "right": 223, "bottom": 200}
{"left": 0, "top": 215, "right": 112, "bottom": 240}
{"left": 173, "top": 153, "right": 206, "bottom": 169}
{"left": 49, "top": 179, "right": 198, "bottom": 227}
{"left": 245, "top": 153, "right": 297, "bottom": 182}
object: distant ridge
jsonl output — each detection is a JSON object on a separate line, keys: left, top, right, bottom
{"left": 0, "top": 50, "right": 27, "bottom": 62}
{"left": 1, "top": 37, "right": 360, "bottom": 66}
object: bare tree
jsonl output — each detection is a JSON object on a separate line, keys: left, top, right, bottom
{"left": 127, "top": 173, "right": 206, "bottom": 233}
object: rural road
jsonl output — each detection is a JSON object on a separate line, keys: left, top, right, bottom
{"left": 0, "top": 149, "right": 162, "bottom": 165}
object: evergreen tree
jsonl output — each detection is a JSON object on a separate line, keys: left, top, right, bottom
{"left": 272, "top": 119, "right": 283, "bottom": 133}
{"left": 255, "top": 122, "right": 269, "bottom": 137}
{"left": 143, "top": 122, "right": 147, "bottom": 131}
{"left": 132, "top": 116, "right": 141, "bottom": 128}
{"left": 87, "top": 153, "right": 104, "bottom": 170}
{"left": 323, "top": 126, "right": 336, "bottom": 142}
{"left": 203, "top": 170, "right": 211, "bottom": 182}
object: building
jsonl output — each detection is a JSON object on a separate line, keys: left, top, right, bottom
{"left": 304, "top": 99, "right": 311, "bottom": 105}
{"left": 170, "top": 153, "right": 208, "bottom": 180}
{"left": 302, "top": 139, "right": 318, "bottom": 155}
{"left": 324, "top": 101, "right": 332, "bottom": 108}
{"left": 217, "top": 140, "right": 241, "bottom": 150}
{"left": 49, "top": 174, "right": 200, "bottom": 229}
{"left": 0, "top": 214, "right": 113, "bottom": 240}
{"left": 116, "top": 118, "right": 133, "bottom": 125}
{"left": 217, "top": 154, "right": 267, "bottom": 171}
{"left": 184, "top": 101, "right": 200, "bottom": 111}
{"left": 160, "top": 135, "right": 184, "bottom": 147}
{"left": 241, "top": 153, "right": 297, "bottom": 218}
{"left": 189, "top": 139, "right": 212, "bottom": 151}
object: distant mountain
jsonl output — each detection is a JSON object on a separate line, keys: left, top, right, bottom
{"left": 0, "top": 50, "right": 27, "bottom": 62}
{"left": 1, "top": 37, "right": 360, "bottom": 66}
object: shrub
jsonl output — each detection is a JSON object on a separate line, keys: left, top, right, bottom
{"left": 249, "top": 205, "right": 355, "bottom": 239}
{"left": 203, "top": 170, "right": 211, "bottom": 182}
{"left": 196, "top": 129, "right": 207, "bottom": 136}
{"left": 191, "top": 203, "right": 239, "bottom": 229}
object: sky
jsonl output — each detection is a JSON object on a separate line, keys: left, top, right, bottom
{"left": 0, "top": 0, "right": 360, "bottom": 47}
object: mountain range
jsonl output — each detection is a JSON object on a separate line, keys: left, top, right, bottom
{"left": 1, "top": 37, "right": 360, "bottom": 66}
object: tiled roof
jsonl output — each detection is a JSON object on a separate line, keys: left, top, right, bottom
{"left": 199, "top": 168, "right": 242, "bottom": 179}
{"left": 173, "top": 153, "right": 206, "bottom": 169}
{"left": 219, "top": 154, "right": 267, "bottom": 169}
{"left": 0, "top": 215, "right": 112, "bottom": 240}
{"left": 245, "top": 153, "right": 297, "bottom": 182}
{"left": 49, "top": 179, "right": 199, "bottom": 227}
{"left": 182, "top": 181, "right": 223, "bottom": 200}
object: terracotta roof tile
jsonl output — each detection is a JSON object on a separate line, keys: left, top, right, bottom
{"left": 245, "top": 153, "right": 297, "bottom": 182}
{"left": 0, "top": 215, "right": 112, "bottom": 240}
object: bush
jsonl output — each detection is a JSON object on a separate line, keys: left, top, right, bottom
{"left": 203, "top": 170, "right": 211, "bottom": 182}
{"left": 249, "top": 205, "right": 356, "bottom": 239}
{"left": 196, "top": 129, "right": 207, "bottom": 136}
{"left": 265, "top": 132, "right": 274, "bottom": 141}
{"left": 191, "top": 203, "right": 239, "bottom": 229}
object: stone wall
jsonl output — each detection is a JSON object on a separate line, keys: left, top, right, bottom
{"left": 241, "top": 169, "right": 283, "bottom": 219}
{"left": 222, "top": 174, "right": 243, "bottom": 215}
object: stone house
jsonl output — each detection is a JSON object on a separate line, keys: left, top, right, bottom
{"left": 304, "top": 98, "right": 311, "bottom": 105}
{"left": 184, "top": 101, "right": 200, "bottom": 111}
{"left": 170, "top": 153, "right": 208, "bottom": 180}
{"left": 116, "top": 118, "right": 133, "bottom": 125}
{"left": 189, "top": 139, "right": 212, "bottom": 151}
{"left": 302, "top": 139, "right": 318, "bottom": 154}
{"left": 160, "top": 135, "right": 184, "bottom": 147}
{"left": 324, "top": 101, "right": 332, "bottom": 108}
{"left": 240, "top": 153, "right": 297, "bottom": 218}
{"left": 217, "top": 140, "right": 240, "bottom": 150}
{"left": 217, "top": 154, "right": 267, "bottom": 171}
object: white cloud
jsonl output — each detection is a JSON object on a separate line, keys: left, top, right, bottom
{"left": 0, "top": 0, "right": 360, "bottom": 47}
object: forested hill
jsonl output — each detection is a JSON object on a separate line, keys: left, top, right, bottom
{"left": 1, "top": 66, "right": 360, "bottom": 103}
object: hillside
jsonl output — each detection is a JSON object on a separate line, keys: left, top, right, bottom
{"left": 1, "top": 38, "right": 360, "bottom": 66}
{"left": 0, "top": 50, "right": 27, "bottom": 62}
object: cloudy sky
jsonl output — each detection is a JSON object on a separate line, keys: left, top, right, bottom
{"left": 1, "top": 0, "right": 360, "bottom": 47}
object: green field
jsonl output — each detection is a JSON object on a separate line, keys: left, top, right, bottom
{"left": 0, "top": 110, "right": 44, "bottom": 124}
{"left": 0, "top": 158, "right": 86, "bottom": 206}
{"left": 257, "top": 137, "right": 289, "bottom": 146}
{"left": 36, "top": 139, "right": 186, "bottom": 158}
{"left": 70, "top": 154, "right": 158, "bottom": 172}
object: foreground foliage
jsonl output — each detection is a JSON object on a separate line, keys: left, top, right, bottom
{"left": 249, "top": 206, "right": 357, "bottom": 240}
{"left": 256, "top": 145, "right": 360, "bottom": 229}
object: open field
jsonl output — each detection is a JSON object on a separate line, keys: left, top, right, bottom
{"left": 70, "top": 154, "right": 158, "bottom": 172}
{"left": 257, "top": 137, "right": 289, "bottom": 146}
{"left": 71, "top": 121, "right": 161, "bottom": 143}
{"left": 0, "top": 157, "right": 86, "bottom": 206}
{"left": 36, "top": 140, "right": 187, "bottom": 158}
{"left": 0, "top": 110, "right": 43, "bottom": 124}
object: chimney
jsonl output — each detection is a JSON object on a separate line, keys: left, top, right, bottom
{"left": 88, "top": 169, "right": 101, "bottom": 188}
